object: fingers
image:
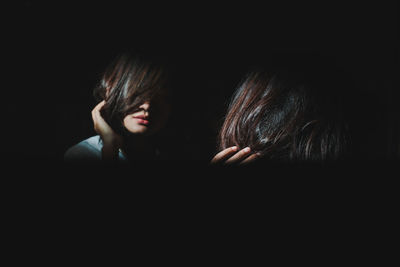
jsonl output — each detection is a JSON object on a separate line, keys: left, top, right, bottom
{"left": 224, "top": 147, "right": 252, "bottom": 165}
{"left": 239, "top": 152, "right": 261, "bottom": 165}
{"left": 95, "top": 100, "right": 106, "bottom": 110}
{"left": 211, "top": 146, "right": 261, "bottom": 165}
{"left": 91, "top": 100, "right": 112, "bottom": 135}
{"left": 211, "top": 146, "right": 239, "bottom": 164}
{"left": 92, "top": 101, "right": 106, "bottom": 123}
{"left": 211, "top": 146, "right": 260, "bottom": 165}
{"left": 91, "top": 101, "right": 105, "bottom": 121}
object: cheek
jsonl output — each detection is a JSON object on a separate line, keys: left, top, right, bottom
{"left": 123, "top": 117, "right": 145, "bottom": 133}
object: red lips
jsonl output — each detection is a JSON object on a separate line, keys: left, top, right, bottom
{"left": 133, "top": 115, "right": 149, "bottom": 125}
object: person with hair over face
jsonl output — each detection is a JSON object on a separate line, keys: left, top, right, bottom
{"left": 64, "top": 51, "right": 177, "bottom": 162}
{"left": 211, "top": 52, "right": 358, "bottom": 166}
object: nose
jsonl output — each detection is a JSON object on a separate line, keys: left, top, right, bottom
{"left": 139, "top": 102, "right": 150, "bottom": 113}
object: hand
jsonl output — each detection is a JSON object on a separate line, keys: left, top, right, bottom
{"left": 91, "top": 101, "right": 123, "bottom": 159}
{"left": 210, "top": 146, "right": 260, "bottom": 165}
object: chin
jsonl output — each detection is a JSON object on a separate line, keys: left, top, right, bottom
{"left": 131, "top": 129, "right": 150, "bottom": 135}
{"left": 123, "top": 124, "right": 146, "bottom": 133}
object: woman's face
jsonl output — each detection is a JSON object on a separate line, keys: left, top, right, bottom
{"left": 122, "top": 90, "right": 171, "bottom": 135}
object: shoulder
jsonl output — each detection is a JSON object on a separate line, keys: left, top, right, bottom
{"left": 64, "top": 135, "right": 103, "bottom": 161}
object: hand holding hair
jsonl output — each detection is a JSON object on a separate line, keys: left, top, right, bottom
{"left": 210, "top": 146, "right": 260, "bottom": 165}
{"left": 91, "top": 100, "right": 123, "bottom": 160}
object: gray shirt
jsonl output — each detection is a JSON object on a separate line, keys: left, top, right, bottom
{"left": 64, "top": 135, "right": 127, "bottom": 161}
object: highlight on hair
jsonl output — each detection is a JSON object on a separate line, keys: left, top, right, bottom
{"left": 218, "top": 52, "right": 353, "bottom": 162}
{"left": 93, "top": 51, "right": 172, "bottom": 136}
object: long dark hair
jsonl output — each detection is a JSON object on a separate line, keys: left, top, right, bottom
{"left": 218, "top": 52, "right": 354, "bottom": 162}
{"left": 93, "top": 51, "right": 173, "bottom": 137}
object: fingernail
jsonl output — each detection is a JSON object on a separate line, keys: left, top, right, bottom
{"left": 231, "top": 146, "right": 238, "bottom": 151}
{"left": 244, "top": 147, "right": 251, "bottom": 152}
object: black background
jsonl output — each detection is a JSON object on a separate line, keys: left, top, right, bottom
{"left": 7, "top": 1, "right": 398, "bottom": 163}
{"left": 2, "top": 2, "right": 397, "bottom": 253}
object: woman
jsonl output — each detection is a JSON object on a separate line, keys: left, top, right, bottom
{"left": 64, "top": 51, "right": 176, "bottom": 162}
{"left": 211, "top": 52, "right": 357, "bottom": 165}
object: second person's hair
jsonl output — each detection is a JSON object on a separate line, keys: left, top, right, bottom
{"left": 218, "top": 52, "right": 354, "bottom": 162}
